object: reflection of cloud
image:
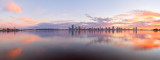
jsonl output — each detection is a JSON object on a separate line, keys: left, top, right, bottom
{"left": 0, "top": 31, "right": 41, "bottom": 45}
{"left": 3, "top": 0, "right": 22, "bottom": 13}
{"left": 82, "top": 30, "right": 160, "bottom": 50}
{"left": 132, "top": 39, "right": 160, "bottom": 49}
{"left": 111, "top": 31, "right": 160, "bottom": 50}
{"left": 87, "top": 37, "right": 110, "bottom": 46}
{"left": 20, "top": 33, "right": 41, "bottom": 45}
{"left": 21, "top": 37, "right": 40, "bottom": 45}
{"left": 9, "top": 48, "right": 22, "bottom": 59}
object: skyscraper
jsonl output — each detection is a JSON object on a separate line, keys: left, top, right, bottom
{"left": 78, "top": 26, "right": 81, "bottom": 30}
{"left": 112, "top": 26, "right": 114, "bottom": 30}
{"left": 105, "top": 27, "right": 108, "bottom": 30}
{"left": 108, "top": 27, "right": 110, "bottom": 30}
{"left": 72, "top": 25, "right": 74, "bottom": 30}
{"left": 14, "top": 27, "right": 16, "bottom": 30}
{"left": 116, "top": 27, "right": 118, "bottom": 30}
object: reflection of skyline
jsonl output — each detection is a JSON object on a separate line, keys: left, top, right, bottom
{"left": 82, "top": 30, "right": 160, "bottom": 50}
{"left": 1, "top": 30, "right": 160, "bottom": 50}
{"left": 67, "top": 30, "right": 160, "bottom": 50}
{"left": 69, "top": 30, "right": 137, "bottom": 36}
{"left": 0, "top": 30, "right": 160, "bottom": 59}
{"left": 0, "top": 31, "right": 41, "bottom": 60}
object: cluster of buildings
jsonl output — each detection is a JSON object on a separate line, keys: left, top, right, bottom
{"left": 69, "top": 25, "right": 138, "bottom": 31}
{"left": 0, "top": 27, "right": 20, "bottom": 31}
{"left": 68, "top": 25, "right": 84, "bottom": 30}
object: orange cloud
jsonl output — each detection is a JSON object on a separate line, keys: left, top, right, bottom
{"left": 4, "top": 0, "right": 22, "bottom": 13}
{"left": 111, "top": 10, "right": 160, "bottom": 29}
{"left": 19, "top": 16, "right": 40, "bottom": 24}
{"left": 132, "top": 10, "right": 160, "bottom": 17}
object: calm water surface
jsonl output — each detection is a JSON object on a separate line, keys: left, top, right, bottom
{"left": 0, "top": 30, "right": 160, "bottom": 60}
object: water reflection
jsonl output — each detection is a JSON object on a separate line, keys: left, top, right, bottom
{"left": 0, "top": 30, "right": 160, "bottom": 60}
{"left": 8, "top": 48, "right": 22, "bottom": 59}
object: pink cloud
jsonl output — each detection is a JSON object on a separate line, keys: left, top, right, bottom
{"left": 114, "top": 14, "right": 129, "bottom": 18}
{"left": 19, "top": 16, "right": 40, "bottom": 24}
{"left": 130, "top": 10, "right": 160, "bottom": 17}
{"left": 3, "top": 0, "right": 22, "bottom": 13}
{"left": 0, "top": 22, "right": 29, "bottom": 28}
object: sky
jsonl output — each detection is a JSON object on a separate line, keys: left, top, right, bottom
{"left": 0, "top": 0, "right": 160, "bottom": 29}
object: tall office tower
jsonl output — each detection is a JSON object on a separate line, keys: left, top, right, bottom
{"left": 100, "top": 26, "right": 103, "bottom": 30}
{"left": 78, "top": 26, "right": 81, "bottom": 30}
{"left": 120, "top": 28, "right": 122, "bottom": 30}
{"left": 72, "top": 25, "right": 74, "bottom": 30}
{"left": 112, "top": 26, "right": 114, "bottom": 30}
{"left": 119, "top": 28, "right": 121, "bottom": 30}
{"left": 0, "top": 28, "right": 2, "bottom": 30}
{"left": 135, "top": 27, "right": 137, "bottom": 30}
{"left": 5, "top": 27, "right": 7, "bottom": 30}
{"left": 108, "top": 27, "right": 110, "bottom": 30}
{"left": 133, "top": 27, "right": 135, "bottom": 30}
{"left": 14, "top": 27, "right": 16, "bottom": 30}
{"left": 116, "top": 27, "right": 118, "bottom": 30}
{"left": 105, "top": 27, "right": 108, "bottom": 30}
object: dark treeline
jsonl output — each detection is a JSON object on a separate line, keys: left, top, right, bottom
{"left": 153, "top": 28, "right": 160, "bottom": 31}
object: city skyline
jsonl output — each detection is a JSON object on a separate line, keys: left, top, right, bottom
{"left": 69, "top": 25, "right": 138, "bottom": 30}
{"left": 0, "top": 0, "right": 160, "bottom": 29}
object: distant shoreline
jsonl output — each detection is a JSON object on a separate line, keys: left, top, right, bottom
{"left": 0, "top": 28, "right": 159, "bottom": 32}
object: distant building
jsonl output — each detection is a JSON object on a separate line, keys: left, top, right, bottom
{"left": 135, "top": 27, "right": 137, "bottom": 30}
{"left": 72, "top": 25, "right": 74, "bottom": 30}
{"left": 118, "top": 27, "right": 121, "bottom": 30}
{"left": 78, "top": 26, "right": 81, "bottom": 30}
{"left": 14, "top": 27, "right": 16, "bottom": 30}
{"left": 120, "top": 28, "right": 122, "bottom": 30}
{"left": 133, "top": 27, "right": 137, "bottom": 31}
{"left": 5, "top": 27, "right": 7, "bottom": 30}
{"left": 112, "top": 26, "right": 114, "bottom": 30}
{"left": 108, "top": 27, "right": 110, "bottom": 30}
{"left": 105, "top": 27, "right": 107, "bottom": 30}
{"left": 0, "top": 28, "right": 2, "bottom": 30}
{"left": 116, "top": 27, "right": 118, "bottom": 30}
